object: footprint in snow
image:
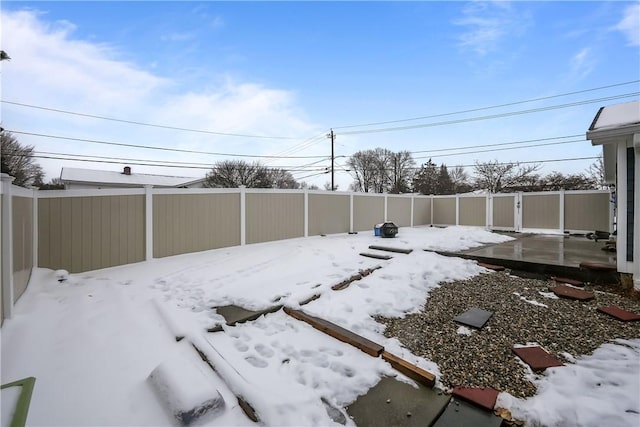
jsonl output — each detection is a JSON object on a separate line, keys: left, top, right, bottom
{"left": 245, "top": 356, "right": 268, "bottom": 368}
{"left": 254, "top": 343, "right": 274, "bottom": 358}
{"left": 330, "top": 361, "right": 355, "bottom": 378}
{"left": 319, "top": 347, "right": 343, "bottom": 357}
{"left": 234, "top": 341, "right": 249, "bottom": 352}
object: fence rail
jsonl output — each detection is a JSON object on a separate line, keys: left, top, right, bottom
{"left": 1, "top": 172, "right": 612, "bottom": 324}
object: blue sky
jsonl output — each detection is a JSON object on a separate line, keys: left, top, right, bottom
{"left": 1, "top": 1, "right": 639, "bottom": 189}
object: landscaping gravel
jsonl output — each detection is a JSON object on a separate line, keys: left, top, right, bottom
{"left": 377, "top": 270, "right": 640, "bottom": 399}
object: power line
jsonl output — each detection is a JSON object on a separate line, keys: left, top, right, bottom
{"left": 339, "top": 93, "right": 639, "bottom": 135}
{"left": 6, "top": 130, "right": 328, "bottom": 159}
{"left": 17, "top": 153, "right": 330, "bottom": 171}
{"left": 1, "top": 100, "right": 301, "bottom": 140}
{"left": 333, "top": 80, "right": 640, "bottom": 129}
{"left": 413, "top": 139, "right": 585, "bottom": 160}
{"left": 409, "top": 134, "right": 583, "bottom": 154}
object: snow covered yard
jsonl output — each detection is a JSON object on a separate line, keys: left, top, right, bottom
{"left": 1, "top": 226, "right": 639, "bottom": 426}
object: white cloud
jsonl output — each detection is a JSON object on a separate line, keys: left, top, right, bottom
{"left": 0, "top": 9, "right": 322, "bottom": 181}
{"left": 570, "top": 47, "right": 595, "bottom": 79}
{"left": 615, "top": 4, "right": 640, "bottom": 46}
{"left": 454, "top": 1, "right": 531, "bottom": 56}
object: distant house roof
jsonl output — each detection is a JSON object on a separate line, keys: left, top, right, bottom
{"left": 587, "top": 100, "right": 640, "bottom": 144}
{"left": 60, "top": 167, "right": 204, "bottom": 188}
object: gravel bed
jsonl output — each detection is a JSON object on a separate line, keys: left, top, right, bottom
{"left": 377, "top": 270, "right": 640, "bottom": 399}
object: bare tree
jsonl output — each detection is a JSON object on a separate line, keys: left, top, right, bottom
{"left": 204, "top": 160, "right": 272, "bottom": 188}
{"left": 540, "top": 172, "right": 596, "bottom": 191}
{"left": 450, "top": 166, "right": 472, "bottom": 193}
{"left": 586, "top": 155, "right": 607, "bottom": 189}
{"left": 347, "top": 148, "right": 415, "bottom": 193}
{"left": 299, "top": 181, "right": 319, "bottom": 190}
{"left": 269, "top": 169, "right": 299, "bottom": 189}
{"left": 473, "top": 160, "right": 541, "bottom": 193}
{"left": 347, "top": 149, "right": 378, "bottom": 192}
{"left": 1, "top": 131, "right": 44, "bottom": 187}
{"left": 322, "top": 181, "right": 339, "bottom": 191}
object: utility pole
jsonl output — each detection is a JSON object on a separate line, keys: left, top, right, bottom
{"left": 327, "top": 129, "right": 335, "bottom": 191}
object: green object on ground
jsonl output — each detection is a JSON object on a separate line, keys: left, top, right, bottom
{"left": 1, "top": 377, "right": 36, "bottom": 427}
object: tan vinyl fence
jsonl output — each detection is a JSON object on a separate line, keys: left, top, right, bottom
{"left": 0, "top": 175, "right": 612, "bottom": 325}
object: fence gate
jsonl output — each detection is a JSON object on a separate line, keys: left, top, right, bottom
{"left": 489, "top": 193, "right": 522, "bottom": 232}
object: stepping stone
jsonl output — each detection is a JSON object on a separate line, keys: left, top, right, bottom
{"left": 208, "top": 305, "right": 282, "bottom": 332}
{"left": 433, "top": 397, "right": 503, "bottom": 427}
{"left": 552, "top": 277, "right": 585, "bottom": 287}
{"left": 579, "top": 261, "right": 617, "bottom": 272}
{"left": 512, "top": 346, "right": 563, "bottom": 372}
{"left": 452, "top": 387, "right": 498, "bottom": 411}
{"left": 284, "top": 307, "right": 384, "bottom": 357}
{"left": 360, "top": 252, "right": 393, "bottom": 260}
{"left": 346, "top": 376, "right": 450, "bottom": 427}
{"left": 597, "top": 306, "right": 640, "bottom": 322}
{"left": 368, "top": 245, "right": 413, "bottom": 254}
{"left": 477, "top": 262, "right": 505, "bottom": 271}
{"left": 381, "top": 351, "right": 436, "bottom": 388}
{"left": 550, "top": 285, "right": 595, "bottom": 301}
{"left": 454, "top": 308, "right": 493, "bottom": 329}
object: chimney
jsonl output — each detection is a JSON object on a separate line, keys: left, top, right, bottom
{"left": 123, "top": 166, "right": 131, "bottom": 175}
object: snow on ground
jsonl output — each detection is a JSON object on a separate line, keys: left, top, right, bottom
{"left": 0, "top": 226, "right": 637, "bottom": 426}
{"left": 497, "top": 339, "right": 640, "bottom": 427}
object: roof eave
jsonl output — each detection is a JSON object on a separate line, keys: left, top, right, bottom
{"left": 586, "top": 123, "right": 640, "bottom": 145}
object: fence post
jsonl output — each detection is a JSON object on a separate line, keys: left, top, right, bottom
{"left": 145, "top": 185, "right": 154, "bottom": 261}
{"left": 410, "top": 195, "right": 414, "bottom": 227}
{"left": 430, "top": 194, "right": 434, "bottom": 226}
{"left": 486, "top": 194, "right": 492, "bottom": 230}
{"left": 240, "top": 186, "right": 246, "bottom": 245}
{"left": 455, "top": 194, "right": 460, "bottom": 226}
{"left": 1, "top": 174, "right": 15, "bottom": 319}
{"left": 384, "top": 193, "right": 388, "bottom": 222}
{"left": 303, "top": 189, "right": 309, "bottom": 238}
{"left": 349, "top": 193, "right": 354, "bottom": 233}
{"left": 32, "top": 187, "right": 38, "bottom": 269}
{"left": 559, "top": 189, "right": 565, "bottom": 233}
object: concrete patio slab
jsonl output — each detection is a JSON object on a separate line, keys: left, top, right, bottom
{"left": 454, "top": 308, "right": 493, "bottom": 329}
{"left": 438, "top": 234, "right": 618, "bottom": 283}
{"left": 433, "top": 397, "right": 503, "bottom": 427}
{"left": 346, "top": 376, "right": 450, "bottom": 427}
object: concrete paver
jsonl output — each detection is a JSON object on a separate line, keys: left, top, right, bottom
{"left": 209, "top": 305, "right": 282, "bottom": 332}
{"left": 346, "top": 376, "right": 450, "bottom": 427}
{"left": 454, "top": 308, "right": 493, "bottom": 329}
{"left": 597, "top": 306, "right": 640, "bottom": 321}
{"left": 433, "top": 398, "right": 503, "bottom": 427}
{"left": 512, "top": 346, "right": 563, "bottom": 371}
